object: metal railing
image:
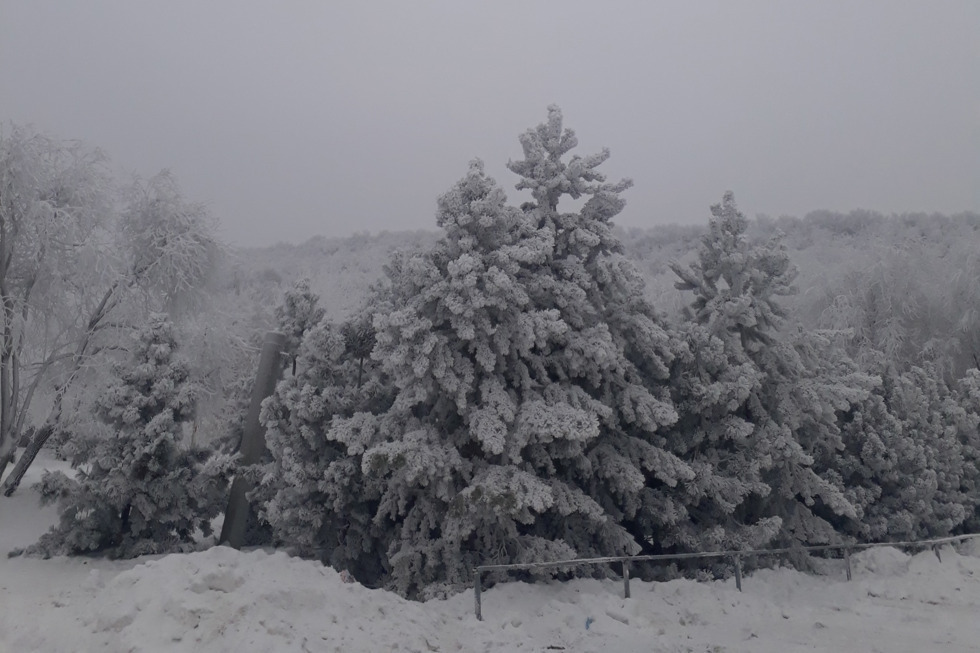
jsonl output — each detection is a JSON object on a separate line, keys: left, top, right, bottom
{"left": 472, "top": 532, "right": 980, "bottom": 620}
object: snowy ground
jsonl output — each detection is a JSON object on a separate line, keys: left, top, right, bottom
{"left": 2, "top": 452, "right": 979, "bottom": 652}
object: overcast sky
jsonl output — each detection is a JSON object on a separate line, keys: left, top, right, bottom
{"left": 2, "top": 1, "right": 977, "bottom": 247}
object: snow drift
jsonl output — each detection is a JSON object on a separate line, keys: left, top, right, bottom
{"left": 3, "top": 541, "right": 979, "bottom": 652}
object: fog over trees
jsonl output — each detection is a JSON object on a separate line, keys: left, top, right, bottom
{"left": 2, "top": 110, "right": 979, "bottom": 600}
{"left": 0, "top": 126, "right": 222, "bottom": 495}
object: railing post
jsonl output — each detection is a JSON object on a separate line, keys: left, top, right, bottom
{"left": 844, "top": 548, "right": 852, "bottom": 581}
{"left": 622, "top": 559, "right": 631, "bottom": 599}
{"left": 474, "top": 570, "right": 483, "bottom": 621}
{"left": 733, "top": 555, "right": 743, "bottom": 592}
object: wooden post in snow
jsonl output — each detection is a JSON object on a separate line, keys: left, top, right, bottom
{"left": 622, "top": 559, "right": 631, "bottom": 599}
{"left": 733, "top": 555, "right": 743, "bottom": 592}
{"left": 474, "top": 570, "right": 483, "bottom": 621}
{"left": 219, "top": 331, "right": 285, "bottom": 548}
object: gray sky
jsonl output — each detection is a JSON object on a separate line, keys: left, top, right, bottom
{"left": 2, "top": 1, "right": 978, "bottom": 247}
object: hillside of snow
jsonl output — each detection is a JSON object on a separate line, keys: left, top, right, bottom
{"left": 2, "top": 452, "right": 979, "bottom": 653}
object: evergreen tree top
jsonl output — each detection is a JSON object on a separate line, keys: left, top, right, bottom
{"left": 672, "top": 192, "right": 797, "bottom": 347}
{"left": 506, "top": 105, "right": 632, "bottom": 217}
{"left": 94, "top": 313, "right": 196, "bottom": 430}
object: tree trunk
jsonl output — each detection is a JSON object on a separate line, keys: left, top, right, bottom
{"left": 0, "top": 218, "right": 12, "bottom": 474}
{"left": 1, "top": 282, "right": 120, "bottom": 497}
{"left": 1, "top": 408, "right": 58, "bottom": 497}
{"left": 0, "top": 448, "right": 13, "bottom": 482}
{"left": 0, "top": 299, "right": 14, "bottom": 474}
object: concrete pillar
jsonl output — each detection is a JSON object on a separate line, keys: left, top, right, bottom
{"left": 219, "top": 331, "right": 286, "bottom": 548}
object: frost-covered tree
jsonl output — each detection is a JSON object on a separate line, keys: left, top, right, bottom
{"left": 272, "top": 107, "right": 690, "bottom": 598}
{"left": 341, "top": 316, "right": 376, "bottom": 389}
{"left": 0, "top": 124, "right": 112, "bottom": 479}
{"left": 664, "top": 322, "right": 780, "bottom": 551}
{"left": 257, "top": 277, "right": 391, "bottom": 574}
{"left": 955, "top": 368, "right": 980, "bottom": 532}
{"left": 671, "top": 192, "right": 871, "bottom": 549}
{"left": 836, "top": 365, "right": 980, "bottom": 540}
{"left": 2, "top": 170, "right": 222, "bottom": 496}
{"left": 119, "top": 171, "right": 222, "bottom": 314}
{"left": 259, "top": 307, "right": 392, "bottom": 580}
{"left": 831, "top": 383, "right": 902, "bottom": 540}
{"left": 275, "top": 278, "right": 325, "bottom": 375}
{"left": 28, "top": 315, "right": 232, "bottom": 558}
{"left": 504, "top": 107, "right": 691, "bottom": 557}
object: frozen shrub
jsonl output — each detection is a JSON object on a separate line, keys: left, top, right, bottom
{"left": 29, "top": 315, "right": 233, "bottom": 558}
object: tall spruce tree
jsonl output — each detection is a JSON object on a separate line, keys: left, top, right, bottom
{"left": 265, "top": 107, "right": 690, "bottom": 598}
{"left": 671, "top": 192, "right": 871, "bottom": 549}
{"left": 29, "top": 315, "right": 232, "bottom": 558}
{"left": 503, "top": 107, "right": 693, "bottom": 556}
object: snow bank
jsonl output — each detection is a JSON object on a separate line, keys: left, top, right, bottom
{"left": 71, "top": 547, "right": 454, "bottom": 653}
{"left": 850, "top": 545, "right": 911, "bottom": 575}
{"left": 4, "top": 542, "right": 980, "bottom": 652}
{"left": 3, "top": 456, "right": 980, "bottom": 653}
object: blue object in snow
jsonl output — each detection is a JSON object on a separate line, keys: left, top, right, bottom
{"left": 585, "top": 617, "right": 594, "bottom": 630}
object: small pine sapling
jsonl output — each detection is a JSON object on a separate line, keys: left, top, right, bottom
{"left": 29, "top": 315, "right": 233, "bottom": 558}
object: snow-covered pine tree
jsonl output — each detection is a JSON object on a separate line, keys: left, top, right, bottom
{"left": 314, "top": 107, "right": 690, "bottom": 598}
{"left": 670, "top": 192, "right": 871, "bottom": 550}
{"left": 955, "top": 369, "right": 980, "bottom": 532}
{"left": 29, "top": 315, "right": 232, "bottom": 558}
{"left": 505, "top": 107, "right": 696, "bottom": 554}
{"left": 664, "top": 321, "right": 780, "bottom": 552}
{"left": 276, "top": 278, "right": 326, "bottom": 375}
{"left": 900, "top": 364, "right": 978, "bottom": 537}
{"left": 259, "top": 285, "right": 393, "bottom": 580}
{"left": 832, "top": 382, "right": 901, "bottom": 540}
{"left": 837, "top": 364, "right": 978, "bottom": 540}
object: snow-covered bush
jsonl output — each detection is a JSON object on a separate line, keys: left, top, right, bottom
{"left": 29, "top": 315, "right": 233, "bottom": 558}
{"left": 837, "top": 364, "right": 980, "bottom": 540}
